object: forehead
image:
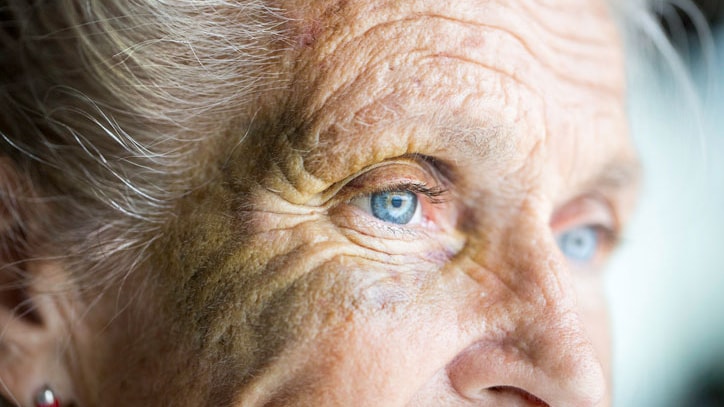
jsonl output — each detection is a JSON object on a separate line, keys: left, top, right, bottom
{"left": 272, "top": 0, "right": 631, "bottom": 198}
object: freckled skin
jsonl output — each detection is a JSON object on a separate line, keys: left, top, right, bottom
{"left": 75, "top": 0, "right": 638, "bottom": 406}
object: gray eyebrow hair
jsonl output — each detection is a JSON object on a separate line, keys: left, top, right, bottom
{"left": 434, "top": 118, "right": 640, "bottom": 193}
{"left": 587, "top": 156, "right": 642, "bottom": 191}
{"left": 433, "top": 117, "right": 519, "bottom": 165}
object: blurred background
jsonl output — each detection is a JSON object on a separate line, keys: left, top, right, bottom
{"left": 608, "top": 1, "right": 724, "bottom": 406}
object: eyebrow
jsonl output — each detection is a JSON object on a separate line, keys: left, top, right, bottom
{"left": 434, "top": 113, "right": 641, "bottom": 188}
{"left": 432, "top": 118, "right": 518, "bottom": 164}
{"left": 588, "top": 157, "right": 642, "bottom": 191}
{"left": 432, "top": 120, "right": 642, "bottom": 200}
{"left": 594, "top": 158, "right": 642, "bottom": 188}
{"left": 439, "top": 124, "right": 510, "bottom": 154}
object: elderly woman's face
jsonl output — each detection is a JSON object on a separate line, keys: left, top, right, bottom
{"left": 30, "top": 0, "right": 637, "bottom": 406}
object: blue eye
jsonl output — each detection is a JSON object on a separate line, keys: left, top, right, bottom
{"left": 556, "top": 226, "right": 599, "bottom": 262}
{"left": 370, "top": 190, "right": 419, "bottom": 224}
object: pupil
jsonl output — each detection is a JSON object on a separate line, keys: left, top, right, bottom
{"left": 391, "top": 196, "right": 403, "bottom": 208}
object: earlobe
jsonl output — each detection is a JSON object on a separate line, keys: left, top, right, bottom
{"left": 0, "top": 158, "right": 73, "bottom": 407}
{"left": 0, "top": 260, "right": 74, "bottom": 407}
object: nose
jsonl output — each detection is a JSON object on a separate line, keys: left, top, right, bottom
{"left": 446, "top": 221, "right": 607, "bottom": 406}
{"left": 447, "top": 311, "right": 606, "bottom": 406}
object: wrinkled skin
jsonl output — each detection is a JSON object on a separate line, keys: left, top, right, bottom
{"left": 6, "top": 0, "right": 640, "bottom": 406}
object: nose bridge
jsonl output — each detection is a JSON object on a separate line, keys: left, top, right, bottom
{"left": 468, "top": 204, "right": 573, "bottom": 311}
{"left": 448, "top": 210, "right": 607, "bottom": 405}
{"left": 503, "top": 214, "right": 573, "bottom": 309}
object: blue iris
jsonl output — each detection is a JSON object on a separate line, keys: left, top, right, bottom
{"left": 556, "top": 226, "right": 598, "bottom": 262}
{"left": 370, "top": 191, "right": 418, "bottom": 224}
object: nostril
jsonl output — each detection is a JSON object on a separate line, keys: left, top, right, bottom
{"left": 488, "top": 386, "right": 550, "bottom": 407}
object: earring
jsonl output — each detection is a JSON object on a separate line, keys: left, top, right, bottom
{"left": 35, "top": 386, "right": 59, "bottom": 407}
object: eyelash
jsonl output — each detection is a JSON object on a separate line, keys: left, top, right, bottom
{"left": 598, "top": 224, "right": 619, "bottom": 244}
{"left": 371, "top": 181, "right": 449, "bottom": 205}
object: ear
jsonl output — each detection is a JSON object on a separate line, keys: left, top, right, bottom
{"left": 0, "top": 158, "right": 74, "bottom": 407}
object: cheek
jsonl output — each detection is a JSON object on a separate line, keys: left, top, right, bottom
{"left": 257, "top": 274, "right": 462, "bottom": 405}
{"left": 574, "top": 274, "right": 611, "bottom": 374}
{"left": 219, "top": 196, "right": 469, "bottom": 400}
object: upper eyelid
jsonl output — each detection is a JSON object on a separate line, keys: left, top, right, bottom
{"left": 312, "top": 160, "right": 412, "bottom": 206}
{"left": 551, "top": 193, "right": 618, "bottom": 232}
{"left": 316, "top": 156, "right": 450, "bottom": 206}
{"left": 371, "top": 181, "right": 449, "bottom": 204}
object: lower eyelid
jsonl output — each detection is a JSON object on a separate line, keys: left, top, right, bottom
{"left": 335, "top": 205, "right": 427, "bottom": 240}
{"left": 331, "top": 207, "right": 464, "bottom": 264}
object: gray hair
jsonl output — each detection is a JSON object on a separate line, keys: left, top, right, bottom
{"left": 0, "top": 0, "right": 289, "bottom": 287}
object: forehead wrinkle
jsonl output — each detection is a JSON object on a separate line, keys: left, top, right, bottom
{"left": 285, "top": 0, "right": 622, "bottom": 127}
{"left": 414, "top": 12, "right": 619, "bottom": 97}
{"left": 516, "top": 0, "right": 617, "bottom": 44}
{"left": 291, "top": 50, "right": 541, "bottom": 184}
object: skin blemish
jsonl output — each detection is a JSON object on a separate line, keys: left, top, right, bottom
{"left": 297, "top": 20, "right": 322, "bottom": 48}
